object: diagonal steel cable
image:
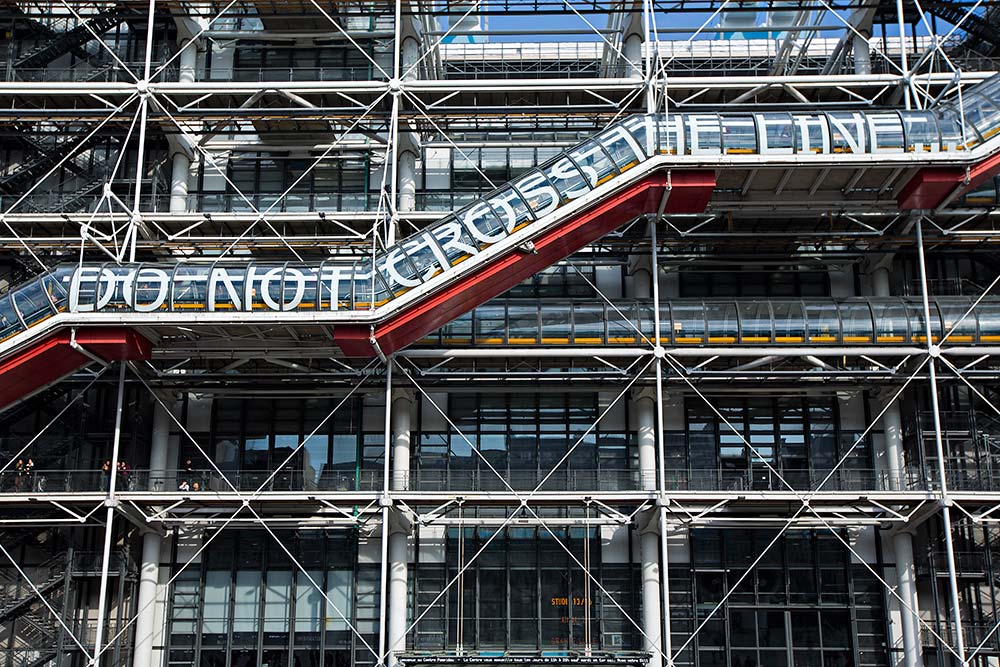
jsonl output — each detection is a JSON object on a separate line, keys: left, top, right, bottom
{"left": 797, "top": 490, "right": 965, "bottom": 662}
{"left": 569, "top": 262, "right": 655, "bottom": 347}
{"left": 560, "top": 0, "right": 642, "bottom": 74}
{"left": 306, "top": 0, "right": 391, "bottom": 80}
{"left": 128, "top": 363, "right": 382, "bottom": 661}
{"left": 402, "top": 90, "right": 498, "bottom": 190}
{"left": 0, "top": 92, "right": 139, "bottom": 270}
{"left": 152, "top": 89, "right": 387, "bottom": 260}
{"left": 658, "top": 351, "right": 968, "bottom": 658}
{"left": 55, "top": 0, "right": 141, "bottom": 83}
{"left": 94, "top": 503, "right": 248, "bottom": 661}
{"left": 400, "top": 0, "right": 483, "bottom": 81}
{"left": 814, "top": 0, "right": 906, "bottom": 76}
{"left": 147, "top": 0, "right": 241, "bottom": 81}
{"left": 151, "top": 95, "right": 305, "bottom": 261}
{"left": 0, "top": 367, "right": 109, "bottom": 475}
{"left": 393, "top": 362, "right": 675, "bottom": 661}
{"left": 0, "top": 541, "right": 95, "bottom": 660}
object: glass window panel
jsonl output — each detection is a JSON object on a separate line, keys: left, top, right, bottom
{"left": 264, "top": 570, "right": 292, "bottom": 634}
{"left": 729, "top": 609, "right": 756, "bottom": 647}
{"left": 0, "top": 296, "right": 21, "bottom": 342}
{"left": 940, "top": 300, "right": 977, "bottom": 343}
{"left": 902, "top": 111, "right": 940, "bottom": 152}
{"left": 965, "top": 94, "right": 1000, "bottom": 140}
{"left": 325, "top": 570, "right": 353, "bottom": 632}
{"left": 573, "top": 303, "right": 604, "bottom": 344}
{"left": 906, "top": 302, "right": 941, "bottom": 343}
{"left": 11, "top": 278, "right": 53, "bottom": 326}
{"left": 758, "top": 611, "right": 786, "bottom": 647}
{"left": 233, "top": 570, "right": 262, "bottom": 637}
{"left": 458, "top": 202, "right": 507, "bottom": 247}
{"left": 759, "top": 113, "right": 794, "bottom": 153}
{"left": 791, "top": 611, "right": 821, "bottom": 647}
{"left": 540, "top": 156, "right": 590, "bottom": 201}
{"left": 828, "top": 112, "right": 866, "bottom": 153}
{"left": 203, "top": 570, "right": 231, "bottom": 638}
{"left": 540, "top": 304, "right": 571, "bottom": 344}
{"left": 687, "top": 115, "right": 722, "bottom": 154}
{"left": 868, "top": 113, "right": 904, "bottom": 151}
{"left": 595, "top": 125, "right": 644, "bottom": 171}
{"left": 978, "top": 302, "right": 1000, "bottom": 342}
{"left": 484, "top": 186, "right": 533, "bottom": 234}
{"left": 508, "top": 304, "right": 537, "bottom": 344}
{"left": 795, "top": 115, "right": 828, "bottom": 153}
{"left": 295, "top": 571, "right": 324, "bottom": 637}
{"left": 42, "top": 267, "right": 72, "bottom": 313}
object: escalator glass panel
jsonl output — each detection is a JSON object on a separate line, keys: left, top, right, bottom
{"left": 705, "top": 302, "right": 738, "bottom": 344}
{"left": 0, "top": 295, "right": 23, "bottom": 342}
{"left": 939, "top": 300, "right": 977, "bottom": 343}
{"left": 871, "top": 301, "right": 908, "bottom": 343}
{"left": 672, "top": 303, "right": 706, "bottom": 344}
{"left": 840, "top": 302, "right": 874, "bottom": 343}
{"left": 738, "top": 301, "right": 773, "bottom": 343}
{"left": 976, "top": 303, "right": 1000, "bottom": 343}
{"left": 772, "top": 301, "right": 805, "bottom": 343}
{"left": 799, "top": 304, "right": 832, "bottom": 347}
{"left": 12, "top": 278, "right": 54, "bottom": 327}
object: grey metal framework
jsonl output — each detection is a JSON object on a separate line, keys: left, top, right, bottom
{"left": 3, "top": 2, "right": 1000, "bottom": 667}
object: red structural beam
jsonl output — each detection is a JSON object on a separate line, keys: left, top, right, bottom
{"left": 898, "top": 151, "right": 1000, "bottom": 210}
{"left": 337, "top": 169, "right": 715, "bottom": 357}
{"left": 0, "top": 328, "right": 152, "bottom": 411}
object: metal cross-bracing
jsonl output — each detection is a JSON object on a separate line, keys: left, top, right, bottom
{"left": 1, "top": 1, "right": 1000, "bottom": 667}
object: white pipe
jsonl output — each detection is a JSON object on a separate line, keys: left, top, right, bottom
{"left": 870, "top": 263, "right": 922, "bottom": 667}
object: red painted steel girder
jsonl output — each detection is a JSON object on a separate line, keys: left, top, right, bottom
{"left": 0, "top": 328, "right": 152, "bottom": 411}
{"left": 336, "top": 170, "right": 715, "bottom": 357}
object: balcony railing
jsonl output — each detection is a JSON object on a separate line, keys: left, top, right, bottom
{"left": 0, "top": 467, "right": 932, "bottom": 494}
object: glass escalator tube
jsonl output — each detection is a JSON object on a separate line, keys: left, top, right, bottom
{"left": 0, "top": 292, "right": 24, "bottom": 343}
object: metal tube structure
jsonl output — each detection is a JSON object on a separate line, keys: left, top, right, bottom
{"left": 387, "top": 387, "right": 412, "bottom": 667}
{"left": 93, "top": 362, "right": 128, "bottom": 661}
{"left": 870, "top": 265, "right": 923, "bottom": 667}
{"left": 4, "top": 4, "right": 1000, "bottom": 667}
{"left": 916, "top": 218, "right": 967, "bottom": 663}
{"left": 132, "top": 400, "right": 172, "bottom": 667}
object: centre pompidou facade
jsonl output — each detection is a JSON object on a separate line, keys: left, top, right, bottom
{"left": 1, "top": 1, "right": 1000, "bottom": 666}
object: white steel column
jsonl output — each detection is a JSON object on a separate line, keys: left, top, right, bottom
{"left": 622, "top": 8, "right": 644, "bottom": 79}
{"left": 132, "top": 401, "right": 173, "bottom": 667}
{"left": 93, "top": 363, "right": 128, "bottom": 660}
{"left": 168, "top": 151, "right": 190, "bottom": 214}
{"left": 853, "top": 34, "right": 872, "bottom": 75}
{"left": 635, "top": 385, "right": 663, "bottom": 664}
{"left": 391, "top": 389, "right": 414, "bottom": 491}
{"left": 870, "top": 264, "right": 922, "bottom": 667}
{"left": 637, "top": 507, "right": 663, "bottom": 667}
{"left": 397, "top": 149, "right": 417, "bottom": 214}
{"left": 169, "top": 43, "right": 197, "bottom": 214}
{"left": 631, "top": 225, "right": 662, "bottom": 667}
{"left": 916, "top": 219, "right": 966, "bottom": 663}
{"left": 387, "top": 388, "right": 413, "bottom": 667}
